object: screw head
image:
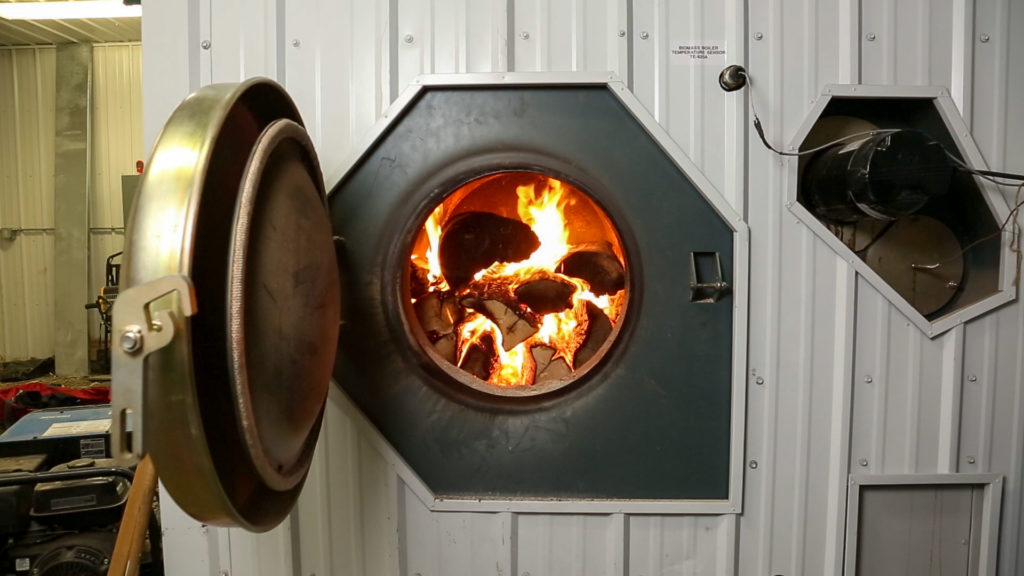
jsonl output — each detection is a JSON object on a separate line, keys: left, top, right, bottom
{"left": 866, "top": 32, "right": 877, "bottom": 41}
{"left": 200, "top": 40, "right": 211, "bottom": 50}
{"left": 858, "top": 458, "right": 869, "bottom": 467}
{"left": 119, "top": 328, "right": 143, "bottom": 354}
{"left": 755, "top": 376, "right": 765, "bottom": 385}
{"left": 967, "top": 456, "right": 976, "bottom": 464}
{"left": 980, "top": 34, "right": 990, "bottom": 43}
{"left": 753, "top": 32, "right": 764, "bottom": 41}
{"left": 968, "top": 374, "right": 978, "bottom": 382}
{"left": 519, "top": 31, "right": 530, "bottom": 40}
{"left": 864, "top": 375, "right": 873, "bottom": 384}
{"left": 403, "top": 34, "right": 414, "bottom": 44}
{"left": 748, "top": 460, "right": 759, "bottom": 469}
{"left": 618, "top": 30, "right": 626, "bottom": 38}
{"left": 291, "top": 38, "right": 301, "bottom": 48}
{"left": 639, "top": 31, "right": 650, "bottom": 40}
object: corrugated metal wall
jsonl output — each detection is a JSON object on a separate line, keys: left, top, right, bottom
{"left": 0, "top": 47, "right": 56, "bottom": 361}
{"left": 89, "top": 43, "right": 143, "bottom": 349}
{"left": 0, "top": 43, "right": 142, "bottom": 363}
{"left": 142, "top": 1, "right": 1024, "bottom": 575}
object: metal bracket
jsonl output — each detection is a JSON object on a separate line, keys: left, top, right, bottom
{"left": 111, "top": 274, "right": 196, "bottom": 458}
{"left": 689, "top": 251, "right": 731, "bottom": 303}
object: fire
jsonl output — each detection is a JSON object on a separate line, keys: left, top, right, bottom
{"left": 411, "top": 175, "right": 625, "bottom": 387}
{"left": 415, "top": 204, "right": 449, "bottom": 291}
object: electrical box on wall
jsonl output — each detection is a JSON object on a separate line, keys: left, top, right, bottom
{"left": 787, "top": 85, "right": 1017, "bottom": 336}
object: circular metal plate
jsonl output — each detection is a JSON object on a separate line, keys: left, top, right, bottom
{"left": 229, "top": 119, "right": 339, "bottom": 492}
{"left": 864, "top": 215, "right": 964, "bottom": 316}
{"left": 122, "top": 78, "right": 338, "bottom": 531}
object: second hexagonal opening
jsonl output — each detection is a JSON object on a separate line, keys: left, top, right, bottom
{"left": 796, "top": 96, "right": 1003, "bottom": 321}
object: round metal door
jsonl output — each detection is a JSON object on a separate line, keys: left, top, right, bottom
{"left": 111, "top": 78, "right": 340, "bottom": 532}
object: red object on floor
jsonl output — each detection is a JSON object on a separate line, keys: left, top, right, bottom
{"left": 0, "top": 382, "right": 110, "bottom": 430}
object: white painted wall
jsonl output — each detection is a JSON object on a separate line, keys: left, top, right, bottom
{"left": 0, "top": 47, "right": 56, "bottom": 361}
{"left": 89, "top": 43, "right": 143, "bottom": 345}
{"left": 141, "top": 1, "right": 1024, "bottom": 575}
{"left": 0, "top": 43, "right": 143, "bottom": 363}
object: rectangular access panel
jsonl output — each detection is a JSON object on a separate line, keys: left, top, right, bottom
{"left": 846, "top": 474, "right": 1002, "bottom": 576}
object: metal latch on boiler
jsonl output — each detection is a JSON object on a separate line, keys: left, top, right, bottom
{"left": 110, "top": 274, "right": 196, "bottom": 459}
{"left": 689, "top": 251, "right": 730, "bottom": 303}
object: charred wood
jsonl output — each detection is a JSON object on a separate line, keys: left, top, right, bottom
{"left": 536, "top": 357, "right": 572, "bottom": 384}
{"left": 413, "top": 291, "right": 463, "bottom": 335}
{"left": 574, "top": 301, "right": 613, "bottom": 367}
{"left": 439, "top": 212, "right": 540, "bottom": 288}
{"left": 460, "top": 294, "right": 540, "bottom": 351}
{"left": 557, "top": 241, "right": 626, "bottom": 296}
{"left": 431, "top": 332, "right": 457, "bottom": 364}
{"left": 514, "top": 275, "right": 577, "bottom": 314}
{"left": 409, "top": 264, "right": 431, "bottom": 299}
{"left": 459, "top": 333, "right": 496, "bottom": 382}
{"left": 530, "top": 344, "right": 557, "bottom": 375}
{"left": 430, "top": 330, "right": 458, "bottom": 360}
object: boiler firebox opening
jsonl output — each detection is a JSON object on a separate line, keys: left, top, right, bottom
{"left": 407, "top": 171, "right": 628, "bottom": 394}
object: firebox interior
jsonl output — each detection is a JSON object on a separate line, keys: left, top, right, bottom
{"left": 407, "top": 171, "right": 628, "bottom": 396}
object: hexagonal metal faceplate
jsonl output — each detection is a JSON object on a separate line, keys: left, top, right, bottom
{"left": 787, "top": 85, "right": 1016, "bottom": 337}
{"left": 327, "top": 77, "right": 747, "bottom": 510}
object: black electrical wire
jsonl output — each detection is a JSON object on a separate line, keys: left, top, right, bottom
{"left": 944, "top": 151, "right": 1024, "bottom": 186}
{"left": 739, "top": 69, "right": 1024, "bottom": 272}
{"left": 911, "top": 182, "right": 1024, "bottom": 270}
{"left": 743, "top": 69, "right": 1024, "bottom": 184}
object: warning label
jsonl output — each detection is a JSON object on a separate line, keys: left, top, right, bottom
{"left": 42, "top": 419, "right": 110, "bottom": 437}
{"left": 80, "top": 438, "right": 107, "bottom": 459}
{"left": 671, "top": 41, "right": 727, "bottom": 65}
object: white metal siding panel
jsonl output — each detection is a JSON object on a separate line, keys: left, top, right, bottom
{"left": 1001, "top": 2, "right": 1024, "bottom": 572}
{"left": 91, "top": 44, "right": 142, "bottom": 231}
{"left": 512, "top": 0, "right": 626, "bottom": 75}
{"left": 296, "top": 389, "right": 376, "bottom": 576}
{"left": 860, "top": 0, "right": 955, "bottom": 86}
{"left": 852, "top": 282, "right": 953, "bottom": 475}
{"left": 631, "top": 0, "right": 745, "bottom": 214}
{"left": 963, "top": 0, "right": 1024, "bottom": 539}
{"left": 400, "top": 489, "right": 515, "bottom": 576}
{"left": 629, "top": 515, "right": 734, "bottom": 576}
{"left": 516, "top": 514, "right": 618, "bottom": 576}
{"left": 209, "top": 0, "right": 280, "bottom": 83}
{"left": 395, "top": 0, "right": 508, "bottom": 93}
{"left": 0, "top": 47, "right": 55, "bottom": 361}
{"left": 89, "top": 44, "right": 141, "bottom": 347}
{"left": 280, "top": 0, "right": 392, "bottom": 186}
{"left": 740, "top": 0, "right": 861, "bottom": 574}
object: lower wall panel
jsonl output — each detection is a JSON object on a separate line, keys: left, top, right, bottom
{"left": 165, "top": 388, "right": 735, "bottom": 576}
{"left": 401, "top": 492, "right": 515, "bottom": 576}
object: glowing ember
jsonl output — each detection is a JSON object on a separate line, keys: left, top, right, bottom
{"left": 411, "top": 175, "right": 626, "bottom": 387}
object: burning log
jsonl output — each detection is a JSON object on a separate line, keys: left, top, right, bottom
{"left": 409, "top": 264, "right": 431, "bottom": 299}
{"left": 557, "top": 241, "right": 626, "bottom": 296}
{"left": 513, "top": 274, "right": 577, "bottom": 314}
{"left": 431, "top": 332, "right": 457, "bottom": 364}
{"left": 459, "top": 333, "right": 496, "bottom": 381}
{"left": 536, "top": 357, "right": 572, "bottom": 384}
{"left": 439, "top": 212, "right": 540, "bottom": 288}
{"left": 530, "top": 345, "right": 557, "bottom": 374}
{"left": 460, "top": 290, "right": 540, "bottom": 351}
{"left": 413, "top": 291, "right": 463, "bottom": 335}
{"left": 531, "top": 345, "right": 572, "bottom": 384}
{"left": 574, "top": 301, "right": 614, "bottom": 367}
